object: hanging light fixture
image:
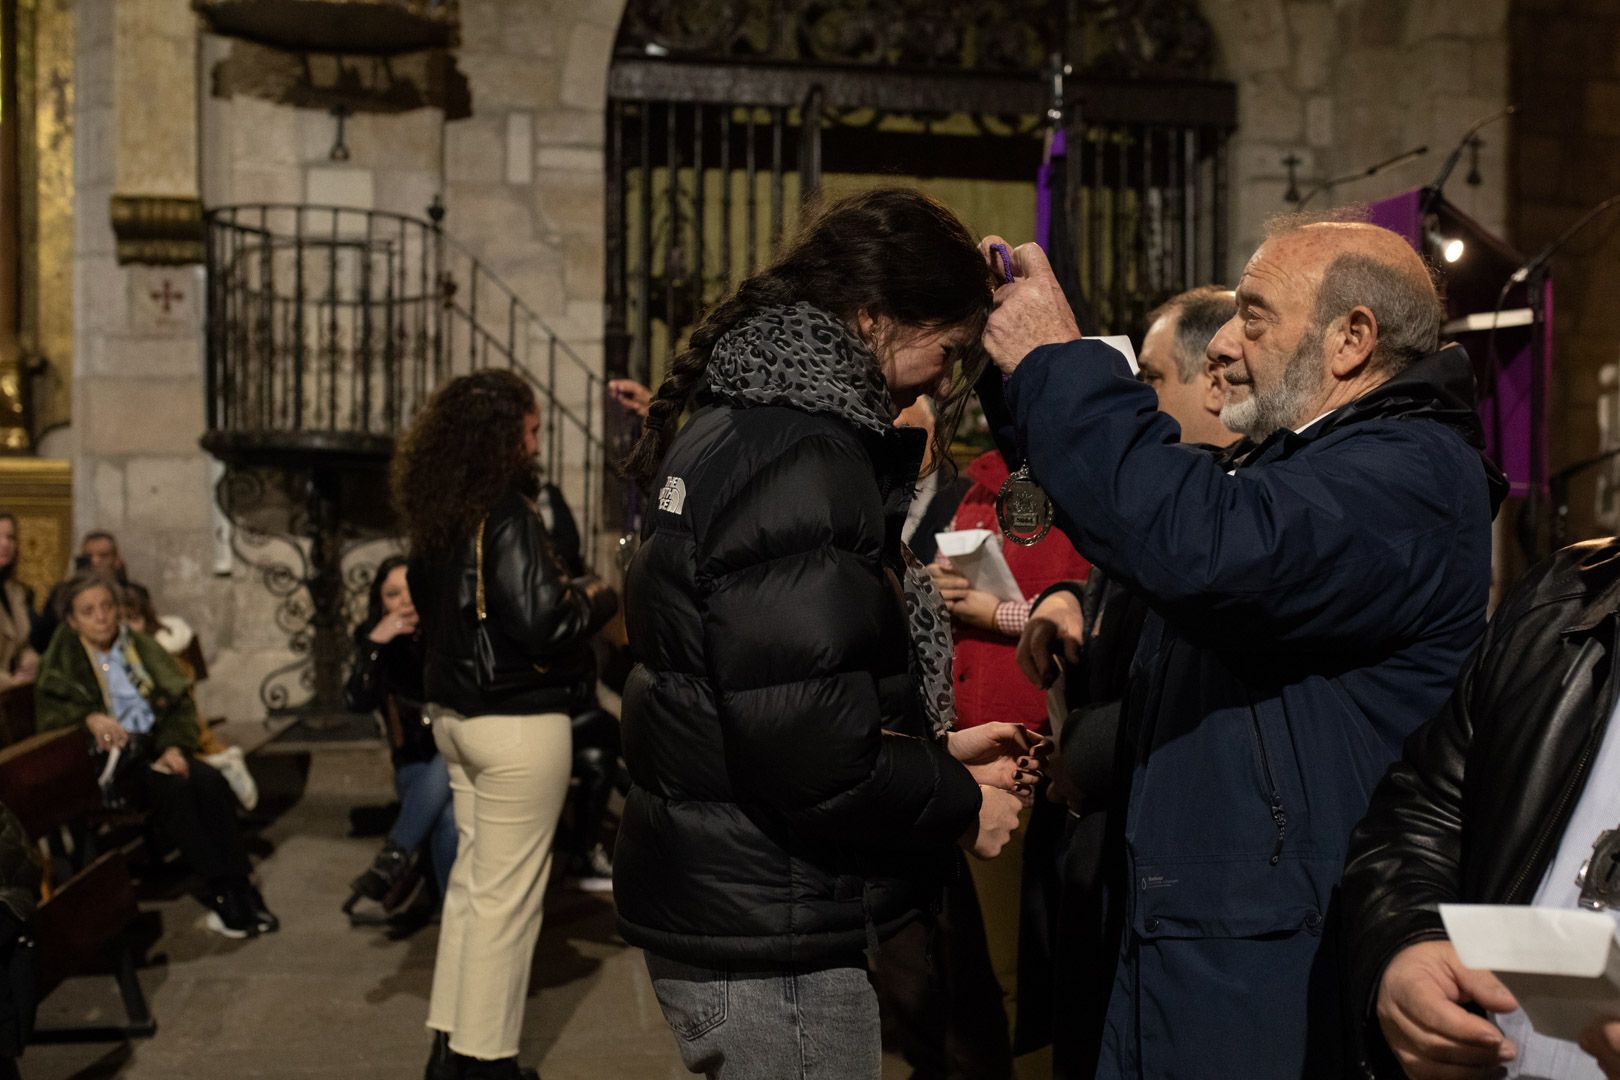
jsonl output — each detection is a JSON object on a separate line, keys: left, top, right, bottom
{"left": 1426, "top": 226, "right": 1465, "bottom": 264}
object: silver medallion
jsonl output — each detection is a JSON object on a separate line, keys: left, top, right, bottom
{"left": 995, "top": 466, "right": 1053, "bottom": 546}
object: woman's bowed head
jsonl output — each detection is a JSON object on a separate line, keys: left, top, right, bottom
{"left": 623, "top": 187, "right": 999, "bottom": 488}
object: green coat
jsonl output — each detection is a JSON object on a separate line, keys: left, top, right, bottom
{"left": 34, "top": 624, "right": 200, "bottom": 753}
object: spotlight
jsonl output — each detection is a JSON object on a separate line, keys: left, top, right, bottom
{"left": 1427, "top": 228, "right": 1464, "bottom": 264}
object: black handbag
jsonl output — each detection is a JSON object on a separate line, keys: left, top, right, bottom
{"left": 95, "top": 732, "right": 154, "bottom": 811}
{"left": 473, "top": 516, "right": 498, "bottom": 689}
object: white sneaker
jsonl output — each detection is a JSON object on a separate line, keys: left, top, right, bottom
{"left": 203, "top": 745, "right": 259, "bottom": 812}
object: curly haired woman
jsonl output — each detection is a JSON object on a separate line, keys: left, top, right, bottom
{"left": 394, "top": 369, "right": 617, "bottom": 1080}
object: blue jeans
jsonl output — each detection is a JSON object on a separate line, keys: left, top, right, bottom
{"left": 644, "top": 952, "right": 881, "bottom": 1079}
{"left": 390, "top": 755, "right": 456, "bottom": 897}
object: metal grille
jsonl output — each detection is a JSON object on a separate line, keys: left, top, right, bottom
{"left": 605, "top": 96, "right": 822, "bottom": 391}
{"left": 1058, "top": 118, "right": 1231, "bottom": 335}
{"left": 204, "top": 204, "right": 606, "bottom": 559}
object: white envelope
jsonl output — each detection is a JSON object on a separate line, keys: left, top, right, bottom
{"left": 1089, "top": 335, "right": 1139, "bottom": 374}
{"left": 1440, "top": 903, "right": 1620, "bottom": 1042}
{"left": 933, "top": 529, "right": 1023, "bottom": 604}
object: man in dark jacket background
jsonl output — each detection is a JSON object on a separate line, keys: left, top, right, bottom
{"left": 978, "top": 219, "right": 1505, "bottom": 1078}
{"left": 1342, "top": 537, "right": 1620, "bottom": 1080}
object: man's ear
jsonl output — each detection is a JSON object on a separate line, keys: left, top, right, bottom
{"left": 1200, "top": 362, "right": 1224, "bottom": 416}
{"left": 1329, "top": 306, "right": 1379, "bottom": 379}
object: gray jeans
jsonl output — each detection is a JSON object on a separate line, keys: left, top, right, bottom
{"left": 644, "top": 952, "right": 882, "bottom": 1079}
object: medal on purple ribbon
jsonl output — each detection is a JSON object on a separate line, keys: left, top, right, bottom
{"left": 987, "top": 242, "right": 1054, "bottom": 546}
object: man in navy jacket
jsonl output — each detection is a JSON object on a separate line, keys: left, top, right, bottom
{"left": 980, "top": 221, "right": 1505, "bottom": 1078}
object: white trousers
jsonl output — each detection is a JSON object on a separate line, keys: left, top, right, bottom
{"left": 426, "top": 706, "right": 572, "bottom": 1060}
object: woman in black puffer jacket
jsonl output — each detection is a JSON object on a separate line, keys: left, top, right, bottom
{"left": 395, "top": 369, "right": 617, "bottom": 1080}
{"left": 616, "top": 189, "right": 1035, "bottom": 1080}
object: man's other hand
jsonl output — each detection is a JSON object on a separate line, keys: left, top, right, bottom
{"left": 1376, "top": 939, "right": 1518, "bottom": 1080}
{"left": 1017, "top": 589, "right": 1084, "bottom": 688}
{"left": 1579, "top": 1018, "right": 1620, "bottom": 1078}
{"left": 979, "top": 235, "right": 1081, "bottom": 377}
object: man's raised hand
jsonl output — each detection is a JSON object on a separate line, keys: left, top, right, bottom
{"left": 979, "top": 235, "right": 1081, "bottom": 377}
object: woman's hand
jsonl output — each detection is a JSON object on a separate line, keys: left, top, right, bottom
{"left": 608, "top": 379, "right": 652, "bottom": 419}
{"left": 153, "top": 747, "right": 190, "bottom": 778}
{"left": 961, "top": 785, "right": 1023, "bottom": 859}
{"left": 368, "top": 606, "right": 419, "bottom": 644}
{"left": 948, "top": 723, "right": 1050, "bottom": 806}
{"left": 11, "top": 649, "right": 38, "bottom": 685}
{"left": 928, "top": 560, "right": 1001, "bottom": 632}
{"left": 85, "top": 712, "right": 128, "bottom": 750}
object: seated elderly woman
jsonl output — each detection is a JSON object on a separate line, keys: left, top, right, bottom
{"left": 34, "top": 572, "right": 277, "bottom": 939}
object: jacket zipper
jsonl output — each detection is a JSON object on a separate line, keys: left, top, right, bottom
{"left": 1250, "top": 713, "right": 1288, "bottom": 865}
{"left": 1505, "top": 637, "right": 1612, "bottom": 902}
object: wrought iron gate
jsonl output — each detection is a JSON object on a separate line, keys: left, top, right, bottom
{"left": 605, "top": 0, "right": 1236, "bottom": 389}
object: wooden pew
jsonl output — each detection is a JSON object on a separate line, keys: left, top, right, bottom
{"left": 0, "top": 688, "right": 35, "bottom": 752}
{"left": 0, "top": 727, "right": 154, "bottom": 1048}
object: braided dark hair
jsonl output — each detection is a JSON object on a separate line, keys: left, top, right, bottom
{"left": 623, "top": 187, "right": 994, "bottom": 486}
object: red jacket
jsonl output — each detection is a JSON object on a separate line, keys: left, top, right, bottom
{"left": 946, "top": 452, "right": 1090, "bottom": 732}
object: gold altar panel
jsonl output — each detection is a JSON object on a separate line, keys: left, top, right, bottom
{"left": 24, "top": 0, "right": 74, "bottom": 435}
{"left": 0, "top": 456, "right": 71, "bottom": 604}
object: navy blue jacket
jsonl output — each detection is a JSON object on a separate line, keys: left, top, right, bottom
{"left": 1007, "top": 341, "right": 1503, "bottom": 1079}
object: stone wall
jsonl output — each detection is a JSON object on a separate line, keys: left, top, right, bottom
{"left": 73, "top": 0, "right": 627, "bottom": 722}
{"left": 1203, "top": 0, "right": 1509, "bottom": 274}
{"left": 73, "top": 0, "right": 236, "bottom": 705}
{"left": 1509, "top": 0, "right": 1620, "bottom": 541}
{"left": 68, "top": 0, "right": 1516, "bottom": 720}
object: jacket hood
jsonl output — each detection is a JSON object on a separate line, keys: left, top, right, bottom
{"left": 1247, "top": 344, "right": 1510, "bottom": 515}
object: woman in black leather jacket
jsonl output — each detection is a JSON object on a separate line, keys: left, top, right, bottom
{"left": 394, "top": 369, "right": 617, "bottom": 1080}
{"left": 343, "top": 555, "right": 455, "bottom": 910}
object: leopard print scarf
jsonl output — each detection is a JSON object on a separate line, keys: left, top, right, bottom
{"left": 706, "top": 302, "right": 957, "bottom": 738}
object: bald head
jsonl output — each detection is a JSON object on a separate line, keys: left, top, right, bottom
{"left": 1208, "top": 220, "right": 1446, "bottom": 440}
{"left": 1261, "top": 221, "right": 1444, "bottom": 375}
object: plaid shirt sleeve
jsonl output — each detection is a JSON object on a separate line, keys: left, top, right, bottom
{"left": 993, "top": 598, "right": 1032, "bottom": 638}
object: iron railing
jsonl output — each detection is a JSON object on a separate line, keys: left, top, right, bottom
{"left": 204, "top": 204, "right": 606, "bottom": 560}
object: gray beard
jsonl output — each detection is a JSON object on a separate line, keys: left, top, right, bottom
{"left": 1220, "top": 327, "right": 1328, "bottom": 441}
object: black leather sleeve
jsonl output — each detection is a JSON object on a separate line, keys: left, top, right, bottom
{"left": 344, "top": 626, "right": 385, "bottom": 713}
{"left": 1339, "top": 565, "right": 1551, "bottom": 1065}
{"left": 484, "top": 503, "right": 618, "bottom": 660}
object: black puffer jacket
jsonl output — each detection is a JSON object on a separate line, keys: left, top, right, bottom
{"left": 409, "top": 487, "right": 616, "bottom": 718}
{"left": 1341, "top": 537, "right": 1620, "bottom": 1077}
{"left": 614, "top": 393, "right": 983, "bottom": 966}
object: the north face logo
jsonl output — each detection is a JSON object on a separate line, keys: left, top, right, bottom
{"left": 658, "top": 476, "right": 687, "bottom": 515}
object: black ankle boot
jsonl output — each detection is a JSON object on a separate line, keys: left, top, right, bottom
{"left": 423, "top": 1030, "right": 455, "bottom": 1080}
{"left": 351, "top": 843, "right": 411, "bottom": 902}
{"left": 451, "top": 1051, "right": 539, "bottom": 1080}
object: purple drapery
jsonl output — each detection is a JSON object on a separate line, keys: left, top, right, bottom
{"left": 1036, "top": 129, "right": 1063, "bottom": 248}
{"left": 1369, "top": 189, "right": 1548, "bottom": 496}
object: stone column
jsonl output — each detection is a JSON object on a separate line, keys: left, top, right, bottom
{"left": 74, "top": 0, "right": 235, "bottom": 698}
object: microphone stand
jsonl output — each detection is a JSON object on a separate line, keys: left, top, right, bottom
{"left": 1420, "top": 105, "right": 1516, "bottom": 217}
{"left": 1510, "top": 191, "right": 1620, "bottom": 555}
{"left": 1293, "top": 146, "right": 1428, "bottom": 210}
